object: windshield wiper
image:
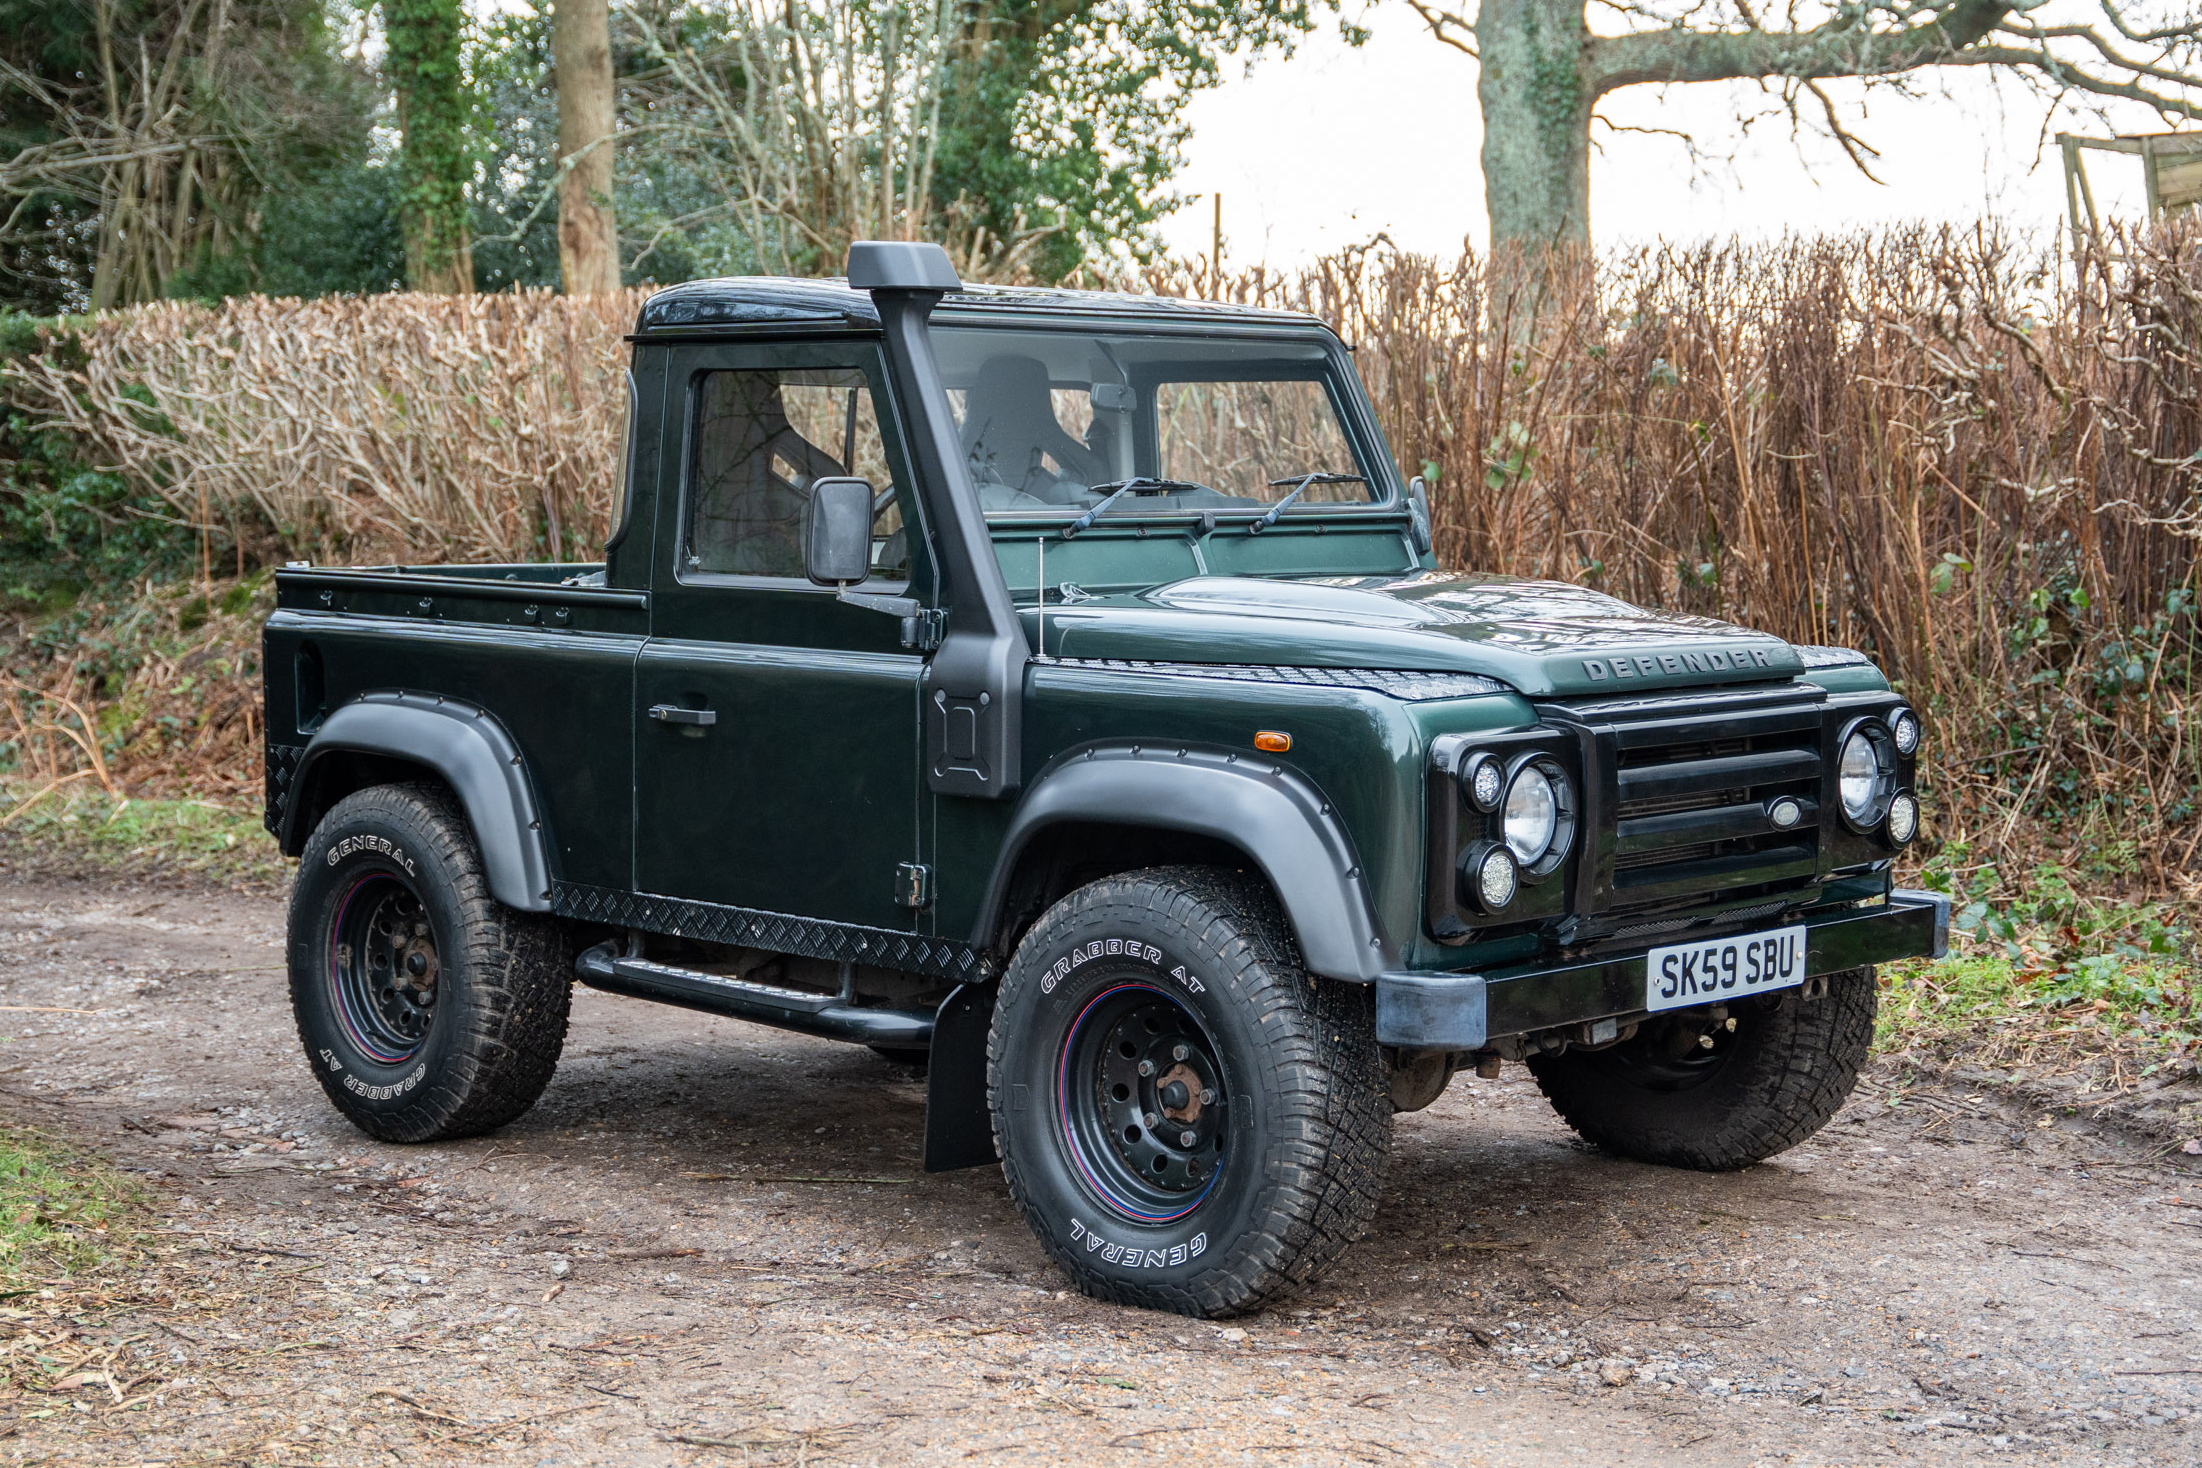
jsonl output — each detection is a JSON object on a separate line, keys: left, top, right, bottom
{"left": 1250, "top": 470, "right": 1368, "bottom": 533}
{"left": 1061, "top": 477, "right": 1216, "bottom": 538}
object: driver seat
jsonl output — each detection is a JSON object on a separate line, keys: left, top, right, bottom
{"left": 960, "top": 355, "right": 1099, "bottom": 503}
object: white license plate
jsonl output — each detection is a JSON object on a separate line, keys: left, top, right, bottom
{"left": 1645, "top": 924, "right": 1808, "bottom": 1013}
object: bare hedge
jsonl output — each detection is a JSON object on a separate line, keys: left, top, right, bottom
{"left": 7, "top": 289, "right": 646, "bottom": 564}
{"left": 7, "top": 234, "right": 2198, "bottom": 874}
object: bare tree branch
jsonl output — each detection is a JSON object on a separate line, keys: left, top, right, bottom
{"left": 1407, "top": 0, "right": 1478, "bottom": 57}
{"left": 1588, "top": 0, "right": 2021, "bottom": 94}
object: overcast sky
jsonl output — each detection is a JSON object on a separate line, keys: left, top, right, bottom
{"left": 1154, "top": 5, "right": 2169, "bottom": 266}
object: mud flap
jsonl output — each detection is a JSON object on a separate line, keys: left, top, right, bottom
{"left": 923, "top": 982, "right": 998, "bottom": 1173}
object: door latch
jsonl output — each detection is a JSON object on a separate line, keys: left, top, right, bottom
{"left": 647, "top": 704, "right": 717, "bottom": 726}
{"left": 896, "top": 862, "right": 933, "bottom": 910}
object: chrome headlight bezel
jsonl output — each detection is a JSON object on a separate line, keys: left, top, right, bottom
{"left": 1502, "top": 755, "right": 1576, "bottom": 878}
{"left": 1836, "top": 719, "right": 1897, "bottom": 833}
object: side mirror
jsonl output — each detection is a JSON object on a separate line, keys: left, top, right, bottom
{"left": 805, "top": 476, "right": 876, "bottom": 586}
{"left": 1406, "top": 475, "right": 1434, "bottom": 558}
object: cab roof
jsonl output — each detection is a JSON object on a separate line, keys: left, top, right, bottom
{"left": 635, "top": 277, "right": 1326, "bottom": 335}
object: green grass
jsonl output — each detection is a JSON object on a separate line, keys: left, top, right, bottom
{"left": 1878, "top": 948, "right": 2200, "bottom": 1071}
{"left": 0, "top": 784, "right": 288, "bottom": 886}
{"left": 0, "top": 1127, "right": 141, "bottom": 1289}
{"left": 1883, "top": 839, "right": 2201, "bottom": 1069}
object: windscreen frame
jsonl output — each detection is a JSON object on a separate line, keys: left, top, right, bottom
{"left": 927, "top": 317, "right": 1405, "bottom": 526}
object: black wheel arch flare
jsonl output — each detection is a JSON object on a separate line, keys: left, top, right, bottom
{"left": 281, "top": 691, "right": 553, "bottom": 913}
{"left": 972, "top": 741, "right": 1391, "bottom": 982}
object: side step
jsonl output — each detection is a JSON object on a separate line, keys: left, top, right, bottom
{"left": 574, "top": 943, "right": 932, "bottom": 1047}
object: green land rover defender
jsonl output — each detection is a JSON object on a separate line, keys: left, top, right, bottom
{"left": 262, "top": 242, "right": 1947, "bottom": 1317}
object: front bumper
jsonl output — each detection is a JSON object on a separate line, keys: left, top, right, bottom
{"left": 1375, "top": 888, "right": 1950, "bottom": 1050}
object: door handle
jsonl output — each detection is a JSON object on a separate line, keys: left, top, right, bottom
{"left": 648, "top": 704, "right": 717, "bottom": 726}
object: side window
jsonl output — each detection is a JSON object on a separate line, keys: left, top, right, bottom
{"left": 687, "top": 364, "right": 906, "bottom": 580}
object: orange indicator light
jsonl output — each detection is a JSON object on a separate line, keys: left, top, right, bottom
{"left": 1254, "top": 730, "right": 1293, "bottom": 753}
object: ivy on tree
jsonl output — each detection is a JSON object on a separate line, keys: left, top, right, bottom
{"left": 384, "top": 0, "right": 477, "bottom": 292}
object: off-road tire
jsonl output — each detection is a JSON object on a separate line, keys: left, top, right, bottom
{"left": 988, "top": 866, "right": 1390, "bottom": 1317}
{"left": 1527, "top": 967, "right": 1876, "bottom": 1171}
{"left": 288, "top": 783, "right": 574, "bottom": 1143}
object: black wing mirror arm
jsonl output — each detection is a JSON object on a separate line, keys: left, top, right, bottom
{"left": 837, "top": 588, "right": 943, "bottom": 652}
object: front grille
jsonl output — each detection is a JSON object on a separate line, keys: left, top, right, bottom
{"left": 1550, "top": 683, "right": 1828, "bottom": 915}
{"left": 1427, "top": 679, "right": 1912, "bottom": 948}
{"left": 1617, "top": 785, "right": 1750, "bottom": 820}
{"left": 1615, "top": 839, "right": 1719, "bottom": 870}
{"left": 1608, "top": 718, "right": 1819, "bottom": 905}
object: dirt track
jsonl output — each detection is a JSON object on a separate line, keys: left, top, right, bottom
{"left": 2, "top": 865, "right": 2199, "bottom": 1466}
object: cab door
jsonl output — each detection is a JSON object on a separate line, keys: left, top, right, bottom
{"left": 634, "top": 339, "right": 926, "bottom": 932}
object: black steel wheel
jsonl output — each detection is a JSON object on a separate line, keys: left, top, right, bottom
{"left": 989, "top": 866, "right": 1390, "bottom": 1318}
{"left": 328, "top": 874, "right": 440, "bottom": 1064}
{"left": 1528, "top": 967, "right": 1876, "bottom": 1171}
{"left": 1056, "top": 983, "right": 1228, "bottom": 1224}
{"left": 289, "top": 783, "right": 574, "bottom": 1143}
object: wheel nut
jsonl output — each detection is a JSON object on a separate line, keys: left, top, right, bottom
{"left": 1698, "top": 1033, "right": 1716, "bottom": 1049}
{"left": 1179, "top": 1130, "right": 1196, "bottom": 1148}
{"left": 1200, "top": 1087, "right": 1216, "bottom": 1105}
{"left": 1143, "top": 1112, "right": 1160, "bottom": 1129}
{"left": 1172, "top": 1044, "right": 1189, "bottom": 1062}
{"left": 1137, "top": 1060, "right": 1155, "bottom": 1077}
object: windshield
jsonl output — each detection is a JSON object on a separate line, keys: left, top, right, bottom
{"left": 931, "top": 326, "right": 1382, "bottom": 519}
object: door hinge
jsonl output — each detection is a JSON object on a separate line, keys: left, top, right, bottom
{"left": 837, "top": 589, "right": 943, "bottom": 653}
{"left": 903, "top": 608, "right": 946, "bottom": 652}
{"left": 896, "top": 862, "right": 934, "bottom": 910}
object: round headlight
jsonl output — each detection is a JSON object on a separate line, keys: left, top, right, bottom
{"left": 1838, "top": 728, "right": 1885, "bottom": 824}
{"left": 1465, "top": 754, "right": 1505, "bottom": 812}
{"left": 1889, "top": 708, "right": 1920, "bottom": 756}
{"left": 1887, "top": 791, "right": 1919, "bottom": 845}
{"left": 1503, "top": 765, "right": 1558, "bottom": 864}
{"left": 1476, "top": 845, "right": 1518, "bottom": 911}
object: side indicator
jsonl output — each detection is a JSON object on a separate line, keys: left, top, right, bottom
{"left": 1254, "top": 730, "right": 1292, "bottom": 753}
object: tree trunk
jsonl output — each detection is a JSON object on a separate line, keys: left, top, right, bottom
{"left": 552, "top": 0, "right": 619, "bottom": 295}
{"left": 385, "top": 0, "right": 474, "bottom": 294}
{"left": 1475, "top": 0, "right": 1593, "bottom": 250}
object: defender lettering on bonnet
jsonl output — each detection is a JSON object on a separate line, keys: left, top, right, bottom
{"left": 1581, "top": 645, "right": 1776, "bottom": 681}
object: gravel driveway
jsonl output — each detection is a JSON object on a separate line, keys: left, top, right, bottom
{"left": 2, "top": 867, "right": 2197, "bottom": 1465}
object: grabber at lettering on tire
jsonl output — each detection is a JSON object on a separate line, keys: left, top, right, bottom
{"left": 288, "top": 782, "right": 575, "bottom": 1144}
{"left": 1528, "top": 966, "right": 1878, "bottom": 1171}
{"left": 988, "top": 866, "right": 1392, "bottom": 1318}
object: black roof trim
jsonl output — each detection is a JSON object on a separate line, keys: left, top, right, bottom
{"left": 633, "top": 277, "right": 1323, "bottom": 334}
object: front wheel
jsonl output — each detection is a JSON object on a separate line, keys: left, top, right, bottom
{"left": 288, "top": 783, "right": 574, "bottom": 1143}
{"left": 988, "top": 867, "right": 1390, "bottom": 1318}
{"left": 1528, "top": 966, "right": 1876, "bottom": 1171}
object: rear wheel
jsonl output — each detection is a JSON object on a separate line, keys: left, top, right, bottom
{"left": 1527, "top": 967, "right": 1875, "bottom": 1171}
{"left": 988, "top": 867, "right": 1390, "bottom": 1317}
{"left": 289, "top": 783, "right": 574, "bottom": 1143}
